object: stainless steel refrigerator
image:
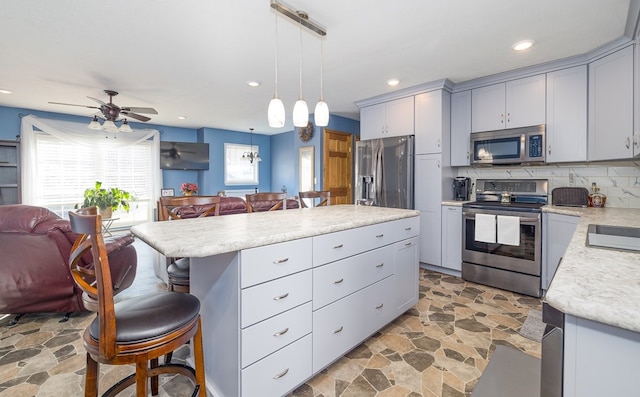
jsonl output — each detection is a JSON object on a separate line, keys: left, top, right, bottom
{"left": 355, "top": 135, "right": 414, "bottom": 209}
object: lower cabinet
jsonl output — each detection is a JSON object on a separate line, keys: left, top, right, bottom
{"left": 441, "top": 205, "right": 462, "bottom": 271}
{"left": 542, "top": 213, "right": 579, "bottom": 291}
{"left": 193, "top": 216, "right": 420, "bottom": 397}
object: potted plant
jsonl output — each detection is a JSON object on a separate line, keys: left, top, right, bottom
{"left": 79, "top": 181, "right": 133, "bottom": 218}
{"left": 180, "top": 182, "right": 198, "bottom": 196}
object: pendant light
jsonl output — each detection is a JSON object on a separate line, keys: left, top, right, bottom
{"left": 242, "top": 128, "right": 261, "bottom": 163}
{"left": 267, "top": 12, "right": 285, "bottom": 128}
{"left": 314, "top": 38, "right": 329, "bottom": 127}
{"left": 292, "top": 15, "right": 309, "bottom": 128}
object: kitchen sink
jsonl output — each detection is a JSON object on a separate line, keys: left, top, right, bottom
{"left": 586, "top": 224, "right": 640, "bottom": 253}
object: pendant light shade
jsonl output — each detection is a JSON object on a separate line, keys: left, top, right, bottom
{"left": 119, "top": 118, "right": 133, "bottom": 133}
{"left": 268, "top": 97, "right": 285, "bottom": 128}
{"left": 268, "top": 11, "right": 286, "bottom": 128}
{"left": 314, "top": 100, "right": 329, "bottom": 127}
{"left": 293, "top": 100, "right": 309, "bottom": 127}
{"left": 102, "top": 120, "right": 118, "bottom": 133}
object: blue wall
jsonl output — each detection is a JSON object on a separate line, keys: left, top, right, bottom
{"left": 0, "top": 106, "right": 359, "bottom": 197}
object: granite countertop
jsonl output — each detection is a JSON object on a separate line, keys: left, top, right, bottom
{"left": 441, "top": 200, "right": 470, "bottom": 207}
{"left": 131, "top": 205, "right": 420, "bottom": 259}
{"left": 543, "top": 205, "right": 640, "bottom": 333}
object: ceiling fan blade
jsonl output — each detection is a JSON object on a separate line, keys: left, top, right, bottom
{"left": 121, "top": 106, "right": 158, "bottom": 114}
{"left": 121, "top": 111, "right": 151, "bottom": 122}
{"left": 48, "top": 101, "right": 100, "bottom": 110}
{"left": 87, "top": 96, "right": 106, "bottom": 105}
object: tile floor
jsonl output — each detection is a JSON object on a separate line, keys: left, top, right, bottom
{"left": 0, "top": 238, "right": 541, "bottom": 397}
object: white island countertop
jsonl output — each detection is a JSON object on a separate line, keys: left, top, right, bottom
{"left": 543, "top": 206, "right": 640, "bottom": 333}
{"left": 131, "top": 205, "right": 420, "bottom": 259}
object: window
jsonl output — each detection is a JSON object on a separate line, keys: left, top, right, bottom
{"left": 34, "top": 134, "right": 154, "bottom": 226}
{"left": 224, "top": 143, "right": 259, "bottom": 185}
{"left": 20, "top": 115, "right": 161, "bottom": 229}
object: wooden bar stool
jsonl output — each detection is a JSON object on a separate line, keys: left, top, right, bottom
{"left": 69, "top": 207, "right": 206, "bottom": 397}
{"left": 298, "top": 190, "right": 331, "bottom": 208}
{"left": 245, "top": 192, "right": 287, "bottom": 212}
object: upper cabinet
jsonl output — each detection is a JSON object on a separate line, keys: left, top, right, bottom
{"left": 0, "top": 140, "right": 21, "bottom": 205}
{"left": 415, "top": 90, "right": 451, "bottom": 155}
{"left": 588, "top": 45, "right": 634, "bottom": 161}
{"left": 360, "top": 96, "right": 414, "bottom": 140}
{"left": 450, "top": 90, "right": 472, "bottom": 166}
{"left": 471, "top": 74, "right": 546, "bottom": 132}
{"left": 546, "top": 65, "right": 588, "bottom": 163}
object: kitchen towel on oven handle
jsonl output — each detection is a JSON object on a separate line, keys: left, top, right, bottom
{"left": 474, "top": 214, "right": 496, "bottom": 243}
{"left": 497, "top": 215, "right": 520, "bottom": 246}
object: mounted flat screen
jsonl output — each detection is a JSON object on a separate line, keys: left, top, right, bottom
{"left": 160, "top": 141, "right": 210, "bottom": 170}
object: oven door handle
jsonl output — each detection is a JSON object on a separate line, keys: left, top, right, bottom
{"left": 463, "top": 214, "right": 539, "bottom": 224}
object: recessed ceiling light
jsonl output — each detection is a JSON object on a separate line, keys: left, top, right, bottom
{"left": 512, "top": 40, "right": 535, "bottom": 51}
{"left": 387, "top": 79, "right": 400, "bottom": 86}
{"left": 247, "top": 81, "right": 261, "bottom": 87}
{"left": 177, "top": 116, "right": 187, "bottom": 120}
{"left": 0, "top": 89, "right": 12, "bottom": 94}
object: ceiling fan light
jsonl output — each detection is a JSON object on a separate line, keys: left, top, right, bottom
{"left": 268, "top": 97, "right": 286, "bottom": 128}
{"left": 293, "top": 99, "right": 309, "bottom": 127}
{"left": 314, "top": 100, "right": 329, "bottom": 127}
{"left": 119, "top": 119, "right": 132, "bottom": 133}
{"left": 88, "top": 116, "right": 102, "bottom": 130}
{"left": 102, "top": 120, "right": 118, "bottom": 133}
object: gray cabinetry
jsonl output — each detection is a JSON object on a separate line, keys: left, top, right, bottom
{"left": 0, "top": 140, "right": 20, "bottom": 205}
{"left": 441, "top": 205, "right": 462, "bottom": 271}
{"left": 588, "top": 45, "right": 634, "bottom": 161}
{"left": 415, "top": 89, "right": 451, "bottom": 155}
{"left": 471, "top": 74, "right": 546, "bottom": 132}
{"left": 360, "top": 96, "right": 414, "bottom": 140}
{"left": 542, "top": 212, "right": 578, "bottom": 291}
{"left": 450, "top": 90, "right": 472, "bottom": 166}
{"left": 546, "top": 66, "right": 588, "bottom": 163}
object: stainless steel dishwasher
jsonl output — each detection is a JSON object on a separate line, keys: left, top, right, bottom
{"left": 541, "top": 301, "right": 564, "bottom": 397}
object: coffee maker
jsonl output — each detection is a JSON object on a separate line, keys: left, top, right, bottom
{"left": 453, "top": 177, "right": 472, "bottom": 201}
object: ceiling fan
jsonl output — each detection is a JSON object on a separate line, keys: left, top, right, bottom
{"left": 49, "top": 89, "right": 157, "bottom": 122}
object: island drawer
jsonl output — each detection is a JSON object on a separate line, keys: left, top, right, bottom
{"left": 393, "top": 216, "right": 420, "bottom": 240}
{"left": 241, "top": 302, "right": 312, "bottom": 368}
{"left": 240, "top": 238, "right": 312, "bottom": 288}
{"left": 241, "top": 269, "right": 312, "bottom": 328}
{"left": 312, "top": 245, "right": 394, "bottom": 310}
{"left": 313, "top": 221, "right": 396, "bottom": 266}
{"left": 241, "top": 334, "right": 312, "bottom": 397}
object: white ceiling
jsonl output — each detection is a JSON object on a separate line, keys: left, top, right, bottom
{"left": 0, "top": 0, "right": 634, "bottom": 135}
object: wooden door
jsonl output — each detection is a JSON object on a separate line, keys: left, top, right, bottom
{"left": 323, "top": 129, "right": 352, "bottom": 205}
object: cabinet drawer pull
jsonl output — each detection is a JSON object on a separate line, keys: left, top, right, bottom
{"left": 273, "top": 368, "right": 289, "bottom": 379}
{"left": 405, "top": 241, "right": 412, "bottom": 246}
{"left": 376, "top": 263, "right": 384, "bottom": 268}
{"left": 273, "top": 258, "right": 289, "bottom": 264}
{"left": 333, "top": 326, "right": 344, "bottom": 334}
{"left": 376, "top": 303, "right": 384, "bottom": 309}
{"left": 404, "top": 227, "right": 412, "bottom": 231}
{"left": 273, "top": 292, "right": 289, "bottom": 301}
{"left": 333, "top": 278, "right": 344, "bottom": 284}
{"left": 376, "top": 234, "right": 384, "bottom": 238}
{"left": 273, "top": 327, "right": 289, "bottom": 337}
{"left": 333, "top": 244, "right": 344, "bottom": 249}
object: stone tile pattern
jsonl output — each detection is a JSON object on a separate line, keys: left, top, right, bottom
{"left": 0, "top": 269, "right": 541, "bottom": 397}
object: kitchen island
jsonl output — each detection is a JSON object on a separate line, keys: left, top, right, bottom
{"left": 542, "top": 206, "right": 640, "bottom": 397}
{"left": 131, "top": 205, "right": 420, "bottom": 397}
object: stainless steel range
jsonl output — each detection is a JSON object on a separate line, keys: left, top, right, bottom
{"left": 462, "top": 179, "right": 548, "bottom": 297}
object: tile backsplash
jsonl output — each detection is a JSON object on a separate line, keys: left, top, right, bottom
{"left": 457, "top": 161, "right": 640, "bottom": 208}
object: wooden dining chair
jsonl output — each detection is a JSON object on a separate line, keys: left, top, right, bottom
{"left": 158, "top": 196, "right": 221, "bottom": 293}
{"left": 245, "top": 192, "right": 287, "bottom": 213}
{"left": 299, "top": 190, "right": 331, "bottom": 208}
{"left": 68, "top": 207, "right": 206, "bottom": 397}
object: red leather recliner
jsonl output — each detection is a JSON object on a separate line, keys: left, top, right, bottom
{"left": 0, "top": 205, "right": 137, "bottom": 317}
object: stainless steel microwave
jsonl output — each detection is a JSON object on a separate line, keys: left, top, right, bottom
{"left": 470, "top": 125, "right": 546, "bottom": 165}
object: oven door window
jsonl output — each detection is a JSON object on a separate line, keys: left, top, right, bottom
{"left": 464, "top": 220, "right": 536, "bottom": 261}
{"left": 473, "top": 136, "right": 522, "bottom": 162}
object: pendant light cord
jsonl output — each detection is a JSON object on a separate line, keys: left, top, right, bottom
{"left": 298, "top": 21, "right": 303, "bottom": 100}
{"left": 274, "top": 13, "right": 279, "bottom": 97}
{"left": 320, "top": 38, "right": 324, "bottom": 101}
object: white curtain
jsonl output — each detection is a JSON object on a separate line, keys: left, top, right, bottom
{"left": 20, "top": 114, "right": 162, "bottom": 223}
